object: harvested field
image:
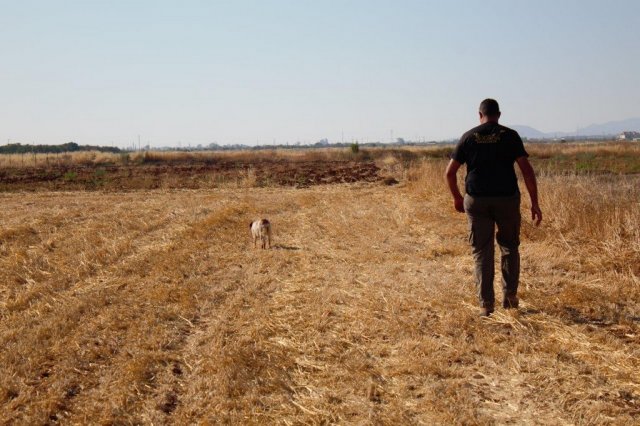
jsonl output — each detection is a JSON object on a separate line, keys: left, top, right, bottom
{"left": 1, "top": 146, "right": 639, "bottom": 424}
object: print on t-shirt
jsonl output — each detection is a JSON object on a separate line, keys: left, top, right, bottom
{"left": 474, "top": 129, "right": 505, "bottom": 144}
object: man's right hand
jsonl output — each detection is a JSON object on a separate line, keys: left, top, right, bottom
{"left": 445, "top": 160, "right": 466, "bottom": 213}
{"left": 454, "top": 196, "right": 465, "bottom": 213}
{"left": 531, "top": 204, "right": 542, "bottom": 226}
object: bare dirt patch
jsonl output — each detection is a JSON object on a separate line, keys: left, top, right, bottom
{"left": 0, "top": 159, "right": 381, "bottom": 191}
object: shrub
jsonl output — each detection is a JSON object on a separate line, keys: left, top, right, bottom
{"left": 63, "top": 171, "right": 78, "bottom": 181}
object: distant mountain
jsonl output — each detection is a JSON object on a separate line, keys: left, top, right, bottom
{"left": 509, "top": 118, "right": 640, "bottom": 139}
{"left": 578, "top": 117, "right": 640, "bottom": 136}
{"left": 510, "top": 125, "right": 549, "bottom": 139}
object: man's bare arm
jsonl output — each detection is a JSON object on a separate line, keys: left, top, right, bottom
{"left": 516, "top": 156, "right": 542, "bottom": 225}
{"left": 444, "top": 159, "right": 464, "bottom": 213}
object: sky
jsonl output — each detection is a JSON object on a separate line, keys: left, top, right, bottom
{"left": 1, "top": 0, "right": 639, "bottom": 147}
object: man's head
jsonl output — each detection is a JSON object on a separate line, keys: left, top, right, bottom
{"left": 479, "top": 98, "right": 501, "bottom": 123}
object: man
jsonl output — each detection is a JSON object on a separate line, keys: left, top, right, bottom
{"left": 445, "top": 99, "right": 542, "bottom": 316}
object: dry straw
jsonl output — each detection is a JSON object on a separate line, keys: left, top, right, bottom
{"left": 0, "top": 143, "right": 638, "bottom": 423}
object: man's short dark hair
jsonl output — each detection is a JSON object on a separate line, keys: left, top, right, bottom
{"left": 479, "top": 98, "right": 500, "bottom": 117}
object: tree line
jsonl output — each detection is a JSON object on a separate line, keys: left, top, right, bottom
{"left": 0, "top": 142, "right": 121, "bottom": 154}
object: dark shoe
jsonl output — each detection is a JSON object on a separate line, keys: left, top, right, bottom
{"left": 479, "top": 305, "right": 495, "bottom": 317}
{"left": 503, "top": 296, "right": 519, "bottom": 309}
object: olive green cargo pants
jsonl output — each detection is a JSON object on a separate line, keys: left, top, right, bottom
{"left": 463, "top": 193, "right": 521, "bottom": 309}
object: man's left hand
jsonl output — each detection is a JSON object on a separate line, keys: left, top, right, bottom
{"left": 531, "top": 204, "right": 542, "bottom": 226}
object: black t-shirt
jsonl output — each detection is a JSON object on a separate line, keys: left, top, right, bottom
{"left": 451, "top": 122, "right": 528, "bottom": 197}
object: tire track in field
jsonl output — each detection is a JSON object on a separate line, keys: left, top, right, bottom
{"left": 0, "top": 196, "right": 187, "bottom": 373}
{"left": 55, "top": 199, "right": 251, "bottom": 424}
{"left": 0, "top": 200, "right": 188, "bottom": 422}
{"left": 0, "top": 193, "right": 243, "bottom": 424}
{"left": 0, "top": 193, "right": 183, "bottom": 317}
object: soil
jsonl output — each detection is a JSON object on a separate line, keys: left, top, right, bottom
{"left": 0, "top": 159, "right": 382, "bottom": 191}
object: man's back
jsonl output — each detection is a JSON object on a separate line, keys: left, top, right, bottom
{"left": 445, "top": 98, "right": 541, "bottom": 316}
{"left": 452, "top": 122, "right": 527, "bottom": 197}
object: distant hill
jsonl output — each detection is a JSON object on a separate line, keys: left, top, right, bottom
{"left": 578, "top": 117, "right": 640, "bottom": 136}
{"left": 510, "top": 118, "right": 640, "bottom": 139}
{"left": 510, "top": 125, "right": 549, "bottom": 139}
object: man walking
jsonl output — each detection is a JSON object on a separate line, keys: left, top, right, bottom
{"left": 445, "top": 99, "right": 542, "bottom": 316}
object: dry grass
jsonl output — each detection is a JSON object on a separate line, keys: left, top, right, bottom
{"left": 0, "top": 144, "right": 452, "bottom": 170}
{"left": 526, "top": 141, "right": 640, "bottom": 157}
{"left": 0, "top": 148, "right": 361, "bottom": 169}
{"left": 527, "top": 142, "right": 640, "bottom": 174}
{"left": 0, "top": 145, "right": 639, "bottom": 424}
{"left": 0, "top": 151, "right": 120, "bottom": 168}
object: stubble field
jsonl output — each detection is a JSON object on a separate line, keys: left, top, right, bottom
{"left": 1, "top": 143, "right": 639, "bottom": 424}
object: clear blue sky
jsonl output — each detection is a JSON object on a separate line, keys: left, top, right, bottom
{"left": 1, "top": 0, "right": 639, "bottom": 147}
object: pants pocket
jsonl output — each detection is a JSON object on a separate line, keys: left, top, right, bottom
{"left": 463, "top": 194, "right": 472, "bottom": 213}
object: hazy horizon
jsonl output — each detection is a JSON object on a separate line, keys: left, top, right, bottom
{"left": 2, "top": 0, "right": 639, "bottom": 148}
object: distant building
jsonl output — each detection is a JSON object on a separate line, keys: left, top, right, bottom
{"left": 617, "top": 131, "right": 640, "bottom": 141}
